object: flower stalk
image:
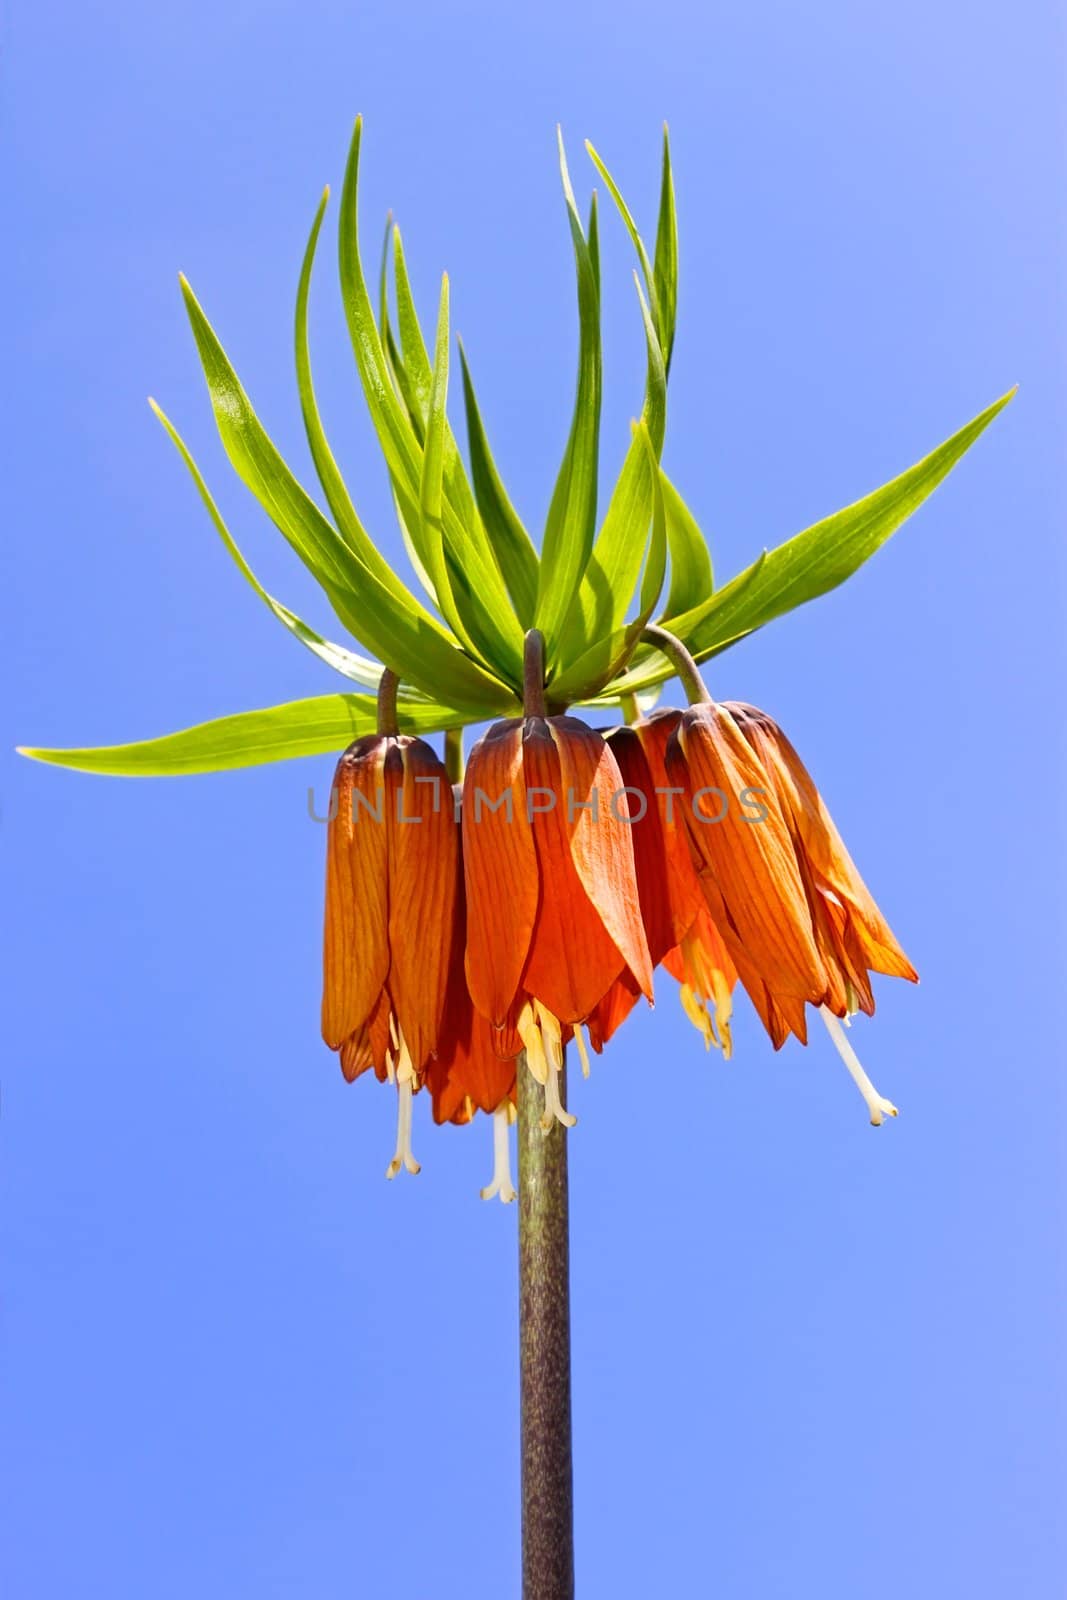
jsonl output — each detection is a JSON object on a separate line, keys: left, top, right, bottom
{"left": 518, "top": 1053, "right": 574, "bottom": 1600}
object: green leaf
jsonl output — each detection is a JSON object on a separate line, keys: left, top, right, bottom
{"left": 549, "top": 422, "right": 667, "bottom": 704}
{"left": 535, "top": 131, "right": 603, "bottom": 658}
{"left": 601, "top": 389, "right": 1016, "bottom": 698}
{"left": 585, "top": 138, "right": 663, "bottom": 359}
{"left": 150, "top": 398, "right": 392, "bottom": 691}
{"left": 653, "top": 125, "right": 678, "bottom": 374}
{"left": 559, "top": 275, "right": 666, "bottom": 659}
{"left": 180, "top": 273, "right": 509, "bottom": 713}
{"left": 17, "top": 693, "right": 485, "bottom": 779}
{"left": 337, "top": 120, "right": 523, "bottom": 680}
{"left": 418, "top": 275, "right": 476, "bottom": 650}
{"left": 660, "top": 469, "right": 713, "bottom": 619}
{"left": 457, "top": 340, "right": 539, "bottom": 627}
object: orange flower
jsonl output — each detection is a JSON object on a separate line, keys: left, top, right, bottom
{"left": 587, "top": 713, "right": 736, "bottom": 1057}
{"left": 462, "top": 712, "right": 654, "bottom": 1126}
{"left": 665, "top": 701, "right": 829, "bottom": 1046}
{"left": 322, "top": 731, "right": 458, "bottom": 1176}
{"left": 726, "top": 702, "right": 918, "bottom": 1016}
{"left": 665, "top": 686, "right": 915, "bottom": 1124}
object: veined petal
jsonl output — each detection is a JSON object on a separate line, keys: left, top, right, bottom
{"left": 603, "top": 726, "right": 676, "bottom": 966}
{"left": 521, "top": 718, "right": 641, "bottom": 1022}
{"left": 322, "top": 738, "right": 390, "bottom": 1050}
{"left": 462, "top": 719, "right": 539, "bottom": 1025}
{"left": 633, "top": 709, "right": 705, "bottom": 947}
{"left": 670, "top": 705, "right": 828, "bottom": 1004}
{"left": 386, "top": 737, "right": 460, "bottom": 1068}
{"left": 549, "top": 716, "right": 655, "bottom": 1002}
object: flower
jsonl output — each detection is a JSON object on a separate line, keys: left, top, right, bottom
{"left": 321, "top": 730, "right": 458, "bottom": 1175}
{"left": 587, "top": 712, "right": 736, "bottom": 1056}
{"left": 665, "top": 700, "right": 828, "bottom": 1047}
{"left": 462, "top": 711, "right": 654, "bottom": 1126}
{"left": 665, "top": 686, "right": 916, "bottom": 1124}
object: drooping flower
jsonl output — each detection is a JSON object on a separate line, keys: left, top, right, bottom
{"left": 665, "top": 699, "right": 829, "bottom": 1046}
{"left": 462, "top": 709, "right": 654, "bottom": 1126}
{"left": 587, "top": 713, "right": 736, "bottom": 1056}
{"left": 661, "top": 659, "right": 915, "bottom": 1123}
{"left": 322, "top": 728, "right": 458, "bottom": 1175}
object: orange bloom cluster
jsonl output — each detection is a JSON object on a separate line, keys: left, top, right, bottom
{"left": 322, "top": 681, "right": 917, "bottom": 1193}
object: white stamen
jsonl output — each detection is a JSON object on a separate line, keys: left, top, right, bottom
{"left": 386, "top": 1077, "right": 421, "bottom": 1178}
{"left": 574, "top": 1025, "right": 592, "bottom": 1080}
{"left": 820, "top": 1007, "right": 898, "bottom": 1126}
{"left": 480, "top": 1105, "right": 517, "bottom": 1203}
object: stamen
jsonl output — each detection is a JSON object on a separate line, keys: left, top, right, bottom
{"left": 573, "top": 1025, "right": 592, "bottom": 1080}
{"left": 680, "top": 982, "right": 714, "bottom": 1049}
{"left": 386, "top": 1077, "right": 422, "bottom": 1178}
{"left": 516, "top": 1002, "right": 549, "bottom": 1084}
{"left": 541, "top": 1061, "right": 577, "bottom": 1131}
{"left": 820, "top": 1007, "right": 898, "bottom": 1126}
{"left": 534, "top": 1003, "right": 576, "bottom": 1131}
{"left": 710, "top": 970, "right": 734, "bottom": 1060}
{"left": 480, "top": 1105, "right": 517, "bottom": 1203}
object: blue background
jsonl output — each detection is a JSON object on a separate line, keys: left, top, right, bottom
{"left": 4, "top": 2, "right": 1064, "bottom": 1595}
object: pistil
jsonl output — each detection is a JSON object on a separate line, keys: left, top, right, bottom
{"left": 386, "top": 1076, "right": 421, "bottom": 1178}
{"left": 820, "top": 1007, "right": 898, "bottom": 1126}
{"left": 480, "top": 1104, "right": 517, "bottom": 1203}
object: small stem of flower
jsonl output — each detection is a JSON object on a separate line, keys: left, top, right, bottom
{"left": 641, "top": 624, "right": 712, "bottom": 706}
{"left": 377, "top": 668, "right": 400, "bottom": 736}
{"left": 444, "top": 726, "right": 465, "bottom": 784}
{"left": 523, "top": 630, "right": 548, "bottom": 719}
{"left": 619, "top": 691, "right": 641, "bottom": 726}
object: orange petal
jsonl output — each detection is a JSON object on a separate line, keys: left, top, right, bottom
{"left": 322, "top": 738, "right": 390, "bottom": 1051}
{"left": 549, "top": 716, "right": 654, "bottom": 1002}
{"left": 669, "top": 706, "right": 828, "bottom": 1005}
{"left": 521, "top": 718, "right": 638, "bottom": 1022}
{"left": 604, "top": 725, "right": 679, "bottom": 967}
{"left": 386, "top": 737, "right": 460, "bottom": 1069}
{"left": 633, "top": 710, "right": 705, "bottom": 948}
{"left": 462, "top": 719, "right": 539, "bottom": 1025}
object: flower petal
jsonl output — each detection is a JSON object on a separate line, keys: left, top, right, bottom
{"left": 462, "top": 719, "right": 539, "bottom": 1024}
{"left": 322, "top": 737, "right": 390, "bottom": 1050}
{"left": 387, "top": 737, "right": 460, "bottom": 1068}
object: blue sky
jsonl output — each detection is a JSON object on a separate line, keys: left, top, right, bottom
{"left": 3, "top": 1, "right": 1064, "bottom": 1595}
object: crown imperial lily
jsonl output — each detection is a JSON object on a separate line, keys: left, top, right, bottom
{"left": 462, "top": 632, "right": 654, "bottom": 1127}
{"left": 322, "top": 673, "right": 458, "bottom": 1175}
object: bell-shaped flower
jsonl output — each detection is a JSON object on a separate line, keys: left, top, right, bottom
{"left": 462, "top": 712, "right": 654, "bottom": 1125}
{"left": 321, "top": 730, "right": 458, "bottom": 1174}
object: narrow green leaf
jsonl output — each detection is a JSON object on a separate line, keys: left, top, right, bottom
{"left": 418, "top": 275, "right": 478, "bottom": 651}
{"left": 180, "top": 274, "right": 508, "bottom": 712}
{"left": 338, "top": 120, "right": 523, "bottom": 679}
{"left": 550, "top": 423, "right": 667, "bottom": 704}
{"left": 585, "top": 138, "right": 663, "bottom": 352}
{"left": 17, "top": 693, "right": 485, "bottom": 779}
{"left": 660, "top": 469, "right": 713, "bottom": 618}
{"left": 559, "top": 275, "right": 666, "bottom": 660}
{"left": 602, "top": 389, "right": 1016, "bottom": 697}
{"left": 535, "top": 131, "right": 603, "bottom": 656}
{"left": 295, "top": 188, "right": 404, "bottom": 588}
{"left": 457, "top": 340, "right": 539, "bottom": 626}
{"left": 653, "top": 124, "right": 678, "bottom": 373}
{"left": 150, "top": 398, "right": 391, "bottom": 691}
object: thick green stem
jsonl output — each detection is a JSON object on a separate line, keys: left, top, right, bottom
{"left": 518, "top": 1056, "right": 574, "bottom": 1600}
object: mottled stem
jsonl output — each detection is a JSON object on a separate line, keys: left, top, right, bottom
{"left": 377, "top": 668, "right": 400, "bottom": 735}
{"left": 518, "top": 1054, "right": 574, "bottom": 1600}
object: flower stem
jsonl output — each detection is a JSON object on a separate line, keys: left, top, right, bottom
{"left": 641, "top": 624, "right": 712, "bottom": 705}
{"left": 518, "top": 1053, "right": 574, "bottom": 1599}
{"left": 377, "top": 668, "right": 400, "bottom": 735}
{"left": 523, "top": 630, "right": 548, "bottom": 719}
